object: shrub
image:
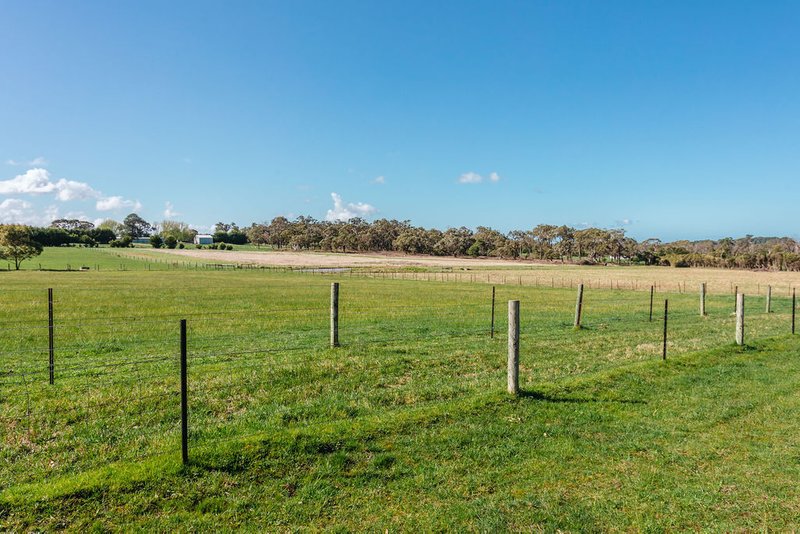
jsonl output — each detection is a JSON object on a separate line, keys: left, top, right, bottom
{"left": 178, "top": 243, "right": 185, "bottom": 249}
{"left": 195, "top": 244, "right": 203, "bottom": 249}
{"left": 226, "top": 244, "right": 233, "bottom": 251}
{"left": 164, "top": 236, "right": 178, "bottom": 249}
{"left": 110, "top": 236, "right": 133, "bottom": 248}
{"left": 149, "top": 235, "right": 163, "bottom": 248}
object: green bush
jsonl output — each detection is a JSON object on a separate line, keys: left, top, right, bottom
{"left": 164, "top": 236, "right": 178, "bottom": 249}
{"left": 149, "top": 235, "right": 163, "bottom": 248}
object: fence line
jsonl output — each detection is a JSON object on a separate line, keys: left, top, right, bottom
{"left": 2, "top": 279, "right": 798, "bottom": 489}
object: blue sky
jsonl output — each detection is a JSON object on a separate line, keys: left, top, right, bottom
{"left": 1, "top": 1, "right": 799, "bottom": 240}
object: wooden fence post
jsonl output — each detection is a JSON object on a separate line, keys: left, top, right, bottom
{"left": 574, "top": 283, "right": 584, "bottom": 329}
{"left": 180, "top": 319, "right": 189, "bottom": 466}
{"left": 330, "top": 282, "right": 340, "bottom": 348}
{"left": 792, "top": 289, "right": 796, "bottom": 335}
{"left": 700, "top": 283, "right": 706, "bottom": 317}
{"left": 48, "top": 288, "right": 54, "bottom": 385}
{"left": 508, "top": 300, "right": 519, "bottom": 395}
{"left": 736, "top": 293, "right": 745, "bottom": 346}
{"left": 490, "top": 286, "right": 496, "bottom": 339}
{"left": 649, "top": 285, "right": 654, "bottom": 322}
{"left": 662, "top": 299, "right": 668, "bottom": 360}
{"left": 766, "top": 285, "right": 772, "bottom": 314}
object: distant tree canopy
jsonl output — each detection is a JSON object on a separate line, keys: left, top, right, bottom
{"left": 212, "top": 221, "right": 247, "bottom": 245}
{"left": 30, "top": 224, "right": 115, "bottom": 247}
{"left": 122, "top": 213, "right": 154, "bottom": 238}
{"left": 0, "top": 224, "right": 44, "bottom": 269}
{"left": 10, "top": 215, "right": 800, "bottom": 272}
{"left": 159, "top": 221, "right": 196, "bottom": 243}
{"left": 235, "top": 217, "right": 800, "bottom": 271}
{"left": 98, "top": 219, "right": 124, "bottom": 238}
{"left": 51, "top": 218, "right": 95, "bottom": 232}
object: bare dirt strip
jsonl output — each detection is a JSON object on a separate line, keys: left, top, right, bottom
{"left": 145, "top": 248, "right": 524, "bottom": 268}
{"left": 143, "top": 247, "right": 800, "bottom": 295}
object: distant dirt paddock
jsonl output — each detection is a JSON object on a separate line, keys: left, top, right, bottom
{"left": 136, "top": 248, "right": 800, "bottom": 296}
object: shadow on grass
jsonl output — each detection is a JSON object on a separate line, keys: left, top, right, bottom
{"left": 518, "top": 390, "right": 647, "bottom": 405}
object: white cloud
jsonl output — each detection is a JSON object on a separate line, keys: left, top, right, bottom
{"left": 0, "top": 168, "right": 101, "bottom": 201}
{"left": 164, "top": 201, "right": 179, "bottom": 218}
{"left": 5, "top": 157, "right": 47, "bottom": 167}
{"left": 0, "top": 198, "right": 33, "bottom": 222}
{"left": 0, "top": 168, "right": 58, "bottom": 195}
{"left": 0, "top": 168, "right": 142, "bottom": 215}
{"left": 325, "top": 192, "right": 377, "bottom": 222}
{"left": 54, "top": 179, "right": 100, "bottom": 201}
{"left": 458, "top": 172, "right": 483, "bottom": 184}
{"left": 372, "top": 175, "right": 386, "bottom": 184}
{"left": 96, "top": 196, "right": 141, "bottom": 212}
{"left": 458, "top": 171, "right": 501, "bottom": 184}
{"left": 0, "top": 198, "right": 54, "bottom": 225}
{"left": 616, "top": 218, "right": 633, "bottom": 226}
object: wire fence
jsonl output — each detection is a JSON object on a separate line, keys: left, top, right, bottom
{"left": 1, "top": 276, "right": 797, "bottom": 490}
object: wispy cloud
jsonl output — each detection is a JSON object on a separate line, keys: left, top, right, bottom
{"left": 615, "top": 218, "right": 634, "bottom": 226}
{"left": 372, "top": 175, "right": 386, "bottom": 184}
{"left": 457, "top": 171, "right": 501, "bottom": 184}
{"left": 458, "top": 172, "right": 483, "bottom": 184}
{"left": 164, "top": 201, "right": 179, "bottom": 218}
{"left": 5, "top": 156, "right": 48, "bottom": 167}
{"left": 325, "top": 192, "right": 377, "bottom": 222}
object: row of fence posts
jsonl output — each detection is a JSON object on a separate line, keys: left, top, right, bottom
{"left": 40, "top": 282, "right": 799, "bottom": 387}
{"left": 509, "top": 283, "right": 798, "bottom": 394}
{"left": 31, "top": 282, "right": 799, "bottom": 465}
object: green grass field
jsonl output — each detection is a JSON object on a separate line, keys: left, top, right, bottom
{"left": 2, "top": 248, "right": 799, "bottom": 530}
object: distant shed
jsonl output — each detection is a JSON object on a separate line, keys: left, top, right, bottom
{"left": 194, "top": 234, "right": 214, "bottom": 245}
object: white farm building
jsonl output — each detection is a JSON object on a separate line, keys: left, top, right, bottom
{"left": 194, "top": 234, "right": 214, "bottom": 245}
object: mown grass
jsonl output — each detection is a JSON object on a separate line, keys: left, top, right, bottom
{"left": 1, "top": 248, "right": 799, "bottom": 530}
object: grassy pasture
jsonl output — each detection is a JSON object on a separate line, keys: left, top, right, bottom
{"left": 2, "top": 248, "right": 800, "bottom": 529}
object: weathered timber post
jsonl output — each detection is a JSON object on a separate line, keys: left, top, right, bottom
{"left": 766, "top": 285, "right": 772, "bottom": 314}
{"left": 574, "top": 283, "right": 584, "bottom": 329}
{"left": 662, "top": 299, "right": 668, "bottom": 360}
{"left": 508, "top": 300, "right": 519, "bottom": 395}
{"left": 48, "top": 288, "right": 54, "bottom": 385}
{"left": 700, "top": 283, "right": 707, "bottom": 317}
{"left": 330, "top": 282, "right": 339, "bottom": 348}
{"left": 490, "top": 286, "right": 496, "bottom": 339}
{"left": 649, "top": 285, "right": 654, "bottom": 322}
{"left": 736, "top": 293, "right": 745, "bottom": 346}
{"left": 180, "top": 319, "right": 189, "bottom": 466}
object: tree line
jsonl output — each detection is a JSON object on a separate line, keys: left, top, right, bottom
{"left": 1, "top": 213, "right": 799, "bottom": 271}
{"left": 241, "top": 217, "right": 800, "bottom": 271}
